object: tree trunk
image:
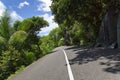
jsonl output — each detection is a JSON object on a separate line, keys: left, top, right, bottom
{"left": 64, "top": 29, "right": 70, "bottom": 46}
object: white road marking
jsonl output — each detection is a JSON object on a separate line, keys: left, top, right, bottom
{"left": 63, "top": 49, "right": 75, "bottom": 80}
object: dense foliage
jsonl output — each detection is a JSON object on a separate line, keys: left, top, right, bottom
{"left": 0, "top": 10, "right": 49, "bottom": 80}
{"left": 0, "top": 0, "right": 120, "bottom": 80}
{"left": 40, "top": 27, "right": 64, "bottom": 55}
{"left": 51, "top": 0, "right": 120, "bottom": 45}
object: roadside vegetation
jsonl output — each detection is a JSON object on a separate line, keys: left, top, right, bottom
{"left": 51, "top": 0, "right": 120, "bottom": 46}
{"left": 0, "top": 0, "right": 120, "bottom": 80}
{"left": 0, "top": 10, "right": 63, "bottom": 80}
{"left": 0, "top": 10, "right": 49, "bottom": 80}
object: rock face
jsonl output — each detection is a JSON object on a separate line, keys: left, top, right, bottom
{"left": 117, "top": 12, "right": 120, "bottom": 48}
{"left": 98, "top": 6, "right": 120, "bottom": 48}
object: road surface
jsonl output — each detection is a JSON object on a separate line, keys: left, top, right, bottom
{"left": 9, "top": 46, "right": 120, "bottom": 80}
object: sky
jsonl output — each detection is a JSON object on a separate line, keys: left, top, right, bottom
{"left": 0, "top": 0, "right": 58, "bottom": 36}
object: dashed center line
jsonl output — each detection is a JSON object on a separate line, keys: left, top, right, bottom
{"left": 63, "top": 49, "right": 75, "bottom": 80}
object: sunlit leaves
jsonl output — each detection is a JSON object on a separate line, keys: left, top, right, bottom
{"left": 9, "top": 30, "right": 28, "bottom": 45}
{"left": 0, "top": 10, "right": 11, "bottom": 40}
{"left": 0, "top": 10, "right": 49, "bottom": 80}
{"left": 18, "top": 16, "right": 48, "bottom": 34}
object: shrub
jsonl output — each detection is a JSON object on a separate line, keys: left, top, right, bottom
{"left": 24, "top": 51, "right": 36, "bottom": 65}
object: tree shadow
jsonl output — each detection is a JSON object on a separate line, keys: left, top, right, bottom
{"left": 103, "top": 62, "right": 120, "bottom": 74}
{"left": 66, "top": 46, "right": 120, "bottom": 74}
{"left": 65, "top": 46, "right": 87, "bottom": 51}
{"left": 65, "top": 46, "right": 82, "bottom": 50}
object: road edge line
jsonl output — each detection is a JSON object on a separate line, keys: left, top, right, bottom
{"left": 63, "top": 49, "right": 74, "bottom": 80}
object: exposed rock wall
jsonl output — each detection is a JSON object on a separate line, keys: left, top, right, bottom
{"left": 117, "top": 12, "right": 120, "bottom": 48}
{"left": 98, "top": 6, "right": 120, "bottom": 48}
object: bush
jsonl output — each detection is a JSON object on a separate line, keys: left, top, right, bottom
{"left": 24, "top": 51, "right": 36, "bottom": 65}
{"left": 9, "top": 30, "right": 28, "bottom": 50}
{"left": 0, "top": 48, "right": 25, "bottom": 80}
{"left": 0, "top": 47, "right": 38, "bottom": 80}
{"left": 0, "top": 36, "right": 6, "bottom": 52}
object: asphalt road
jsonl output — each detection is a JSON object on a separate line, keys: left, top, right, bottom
{"left": 9, "top": 46, "right": 120, "bottom": 80}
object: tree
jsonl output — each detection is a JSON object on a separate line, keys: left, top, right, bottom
{"left": 9, "top": 30, "right": 28, "bottom": 50}
{"left": 18, "top": 16, "right": 48, "bottom": 44}
{"left": 49, "top": 27, "right": 64, "bottom": 47}
{"left": 51, "top": 0, "right": 120, "bottom": 46}
{"left": 40, "top": 27, "right": 64, "bottom": 55}
{"left": 13, "top": 20, "right": 21, "bottom": 31}
{"left": 18, "top": 16, "right": 49, "bottom": 58}
{"left": 0, "top": 10, "right": 11, "bottom": 41}
{"left": 0, "top": 36, "right": 6, "bottom": 53}
{"left": 0, "top": 11, "right": 49, "bottom": 80}
{"left": 0, "top": 10, "right": 26, "bottom": 80}
{"left": 18, "top": 16, "right": 48, "bottom": 34}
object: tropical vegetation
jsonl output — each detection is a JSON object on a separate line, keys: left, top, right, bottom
{"left": 0, "top": 0, "right": 120, "bottom": 80}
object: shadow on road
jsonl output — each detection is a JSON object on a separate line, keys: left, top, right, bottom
{"left": 65, "top": 46, "right": 87, "bottom": 51}
{"left": 66, "top": 46, "right": 120, "bottom": 74}
{"left": 103, "top": 62, "right": 120, "bottom": 74}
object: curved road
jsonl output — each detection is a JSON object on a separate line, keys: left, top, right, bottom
{"left": 9, "top": 46, "right": 120, "bottom": 80}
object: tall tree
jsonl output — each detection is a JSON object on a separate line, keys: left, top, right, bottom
{"left": 18, "top": 16, "right": 49, "bottom": 58}
{"left": 51, "top": 0, "right": 120, "bottom": 45}
{"left": 0, "top": 10, "right": 11, "bottom": 41}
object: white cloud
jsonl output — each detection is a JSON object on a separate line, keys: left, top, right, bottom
{"left": 37, "top": 0, "right": 52, "bottom": 12}
{"left": 18, "top": 1, "right": 29, "bottom": 9}
{"left": 36, "top": 0, "right": 58, "bottom": 36}
{"left": 10, "top": 11, "right": 23, "bottom": 23}
{"left": 0, "top": 1, "right": 23, "bottom": 24}
{"left": 39, "top": 13, "right": 58, "bottom": 36}
{"left": 0, "top": 1, "right": 6, "bottom": 17}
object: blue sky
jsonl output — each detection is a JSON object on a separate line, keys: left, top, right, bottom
{"left": 0, "top": 0, "right": 58, "bottom": 36}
